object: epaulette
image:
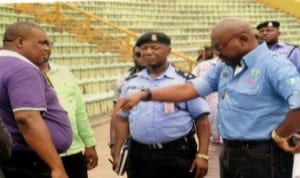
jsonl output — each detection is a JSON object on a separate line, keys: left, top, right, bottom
{"left": 125, "top": 73, "right": 138, "bottom": 81}
{"left": 286, "top": 43, "right": 299, "bottom": 48}
{"left": 286, "top": 44, "right": 299, "bottom": 59}
{"left": 175, "top": 68, "right": 196, "bottom": 80}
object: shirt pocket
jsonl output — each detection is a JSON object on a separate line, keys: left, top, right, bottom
{"left": 237, "top": 83, "right": 260, "bottom": 95}
{"left": 236, "top": 73, "right": 262, "bottom": 96}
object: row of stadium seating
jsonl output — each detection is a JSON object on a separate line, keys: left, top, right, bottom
{"left": 0, "top": 4, "right": 127, "bottom": 117}
{"left": 73, "top": 0, "right": 300, "bottom": 49}
{"left": 78, "top": 77, "right": 117, "bottom": 95}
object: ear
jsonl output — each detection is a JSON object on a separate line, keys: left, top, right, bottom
{"left": 167, "top": 46, "right": 171, "bottom": 54}
{"left": 14, "top": 37, "right": 24, "bottom": 48}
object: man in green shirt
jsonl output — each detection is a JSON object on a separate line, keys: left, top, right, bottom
{"left": 39, "top": 43, "right": 98, "bottom": 178}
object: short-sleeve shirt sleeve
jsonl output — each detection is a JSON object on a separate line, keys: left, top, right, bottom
{"left": 8, "top": 68, "right": 47, "bottom": 112}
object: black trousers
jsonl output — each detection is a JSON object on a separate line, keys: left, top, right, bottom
{"left": 220, "top": 139, "right": 293, "bottom": 178}
{"left": 62, "top": 152, "right": 88, "bottom": 178}
{"left": 127, "top": 135, "right": 197, "bottom": 178}
{"left": 2, "top": 150, "right": 51, "bottom": 178}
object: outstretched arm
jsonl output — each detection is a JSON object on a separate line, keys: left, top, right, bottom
{"left": 116, "top": 83, "right": 199, "bottom": 112}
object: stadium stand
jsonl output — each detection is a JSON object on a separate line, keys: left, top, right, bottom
{"left": 0, "top": 0, "right": 299, "bottom": 118}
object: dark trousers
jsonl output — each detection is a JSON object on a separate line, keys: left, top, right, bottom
{"left": 62, "top": 152, "right": 88, "bottom": 178}
{"left": 127, "top": 135, "right": 197, "bottom": 178}
{"left": 0, "top": 169, "right": 4, "bottom": 178}
{"left": 2, "top": 150, "right": 51, "bottom": 178}
{"left": 220, "top": 140, "right": 293, "bottom": 178}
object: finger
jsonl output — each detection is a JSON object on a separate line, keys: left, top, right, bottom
{"left": 194, "top": 168, "right": 202, "bottom": 178}
{"left": 88, "top": 162, "right": 97, "bottom": 170}
{"left": 293, "top": 133, "right": 300, "bottom": 139}
{"left": 291, "top": 143, "right": 300, "bottom": 153}
{"left": 115, "top": 100, "right": 125, "bottom": 111}
{"left": 88, "top": 159, "right": 98, "bottom": 169}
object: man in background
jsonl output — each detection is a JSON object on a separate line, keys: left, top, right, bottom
{"left": 39, "top": 40, "right": 98, "bottom": 178}
{"left": 109, "top": 45, "right": 146, "bottom": 154}
{"left": 192, "top": 47, "right": 221, "bottom": 144}
{"left": 257, "top": 20, "right": 300, "bottom": 72}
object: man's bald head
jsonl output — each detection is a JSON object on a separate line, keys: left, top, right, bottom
{"left": 211, "top": 17, "right": 252, "bottom": 42}
{"left": 210, "top": 17, "right": 258, "bottom": 65}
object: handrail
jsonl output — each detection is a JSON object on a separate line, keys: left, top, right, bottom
{"left": 14, "top": 2, "right": 197, "bottom": 71}
{"left": 58, "top": 2, "right": 196, "bottom": 71}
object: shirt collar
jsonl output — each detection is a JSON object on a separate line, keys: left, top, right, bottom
{"left": 0, "top": 49, "right": 38, "bottom": 69}
{"left": 140, "top": 63, "right": 175, "bottom": 79}
{"left": 242, "top": 42, "right": 269, "bottom": 68}
{"left": 273, "top": 41, "right": 285, "bottom": 48}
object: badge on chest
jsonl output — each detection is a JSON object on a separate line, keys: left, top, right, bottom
{"left": 164, "top": 102, "right": 175, "bottom": 114}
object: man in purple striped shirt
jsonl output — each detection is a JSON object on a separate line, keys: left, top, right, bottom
{"left": 0, "top": 22, "right": 72, "bottom": 178}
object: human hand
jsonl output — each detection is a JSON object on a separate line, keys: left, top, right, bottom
{"left": 110, "top": 145, "right": 115, "bottom": 158}
{"left": 274, "top": 139, "right": 294, "bottom": 153}
{"left": 111, "top": 152, "right": 120, "bottom": 174}
{"left": 51, "top": 167, "right": 68, "bottom": 178}
{"left": 291, "top": 133, "right": 300, "bottom": 153}
{"left": 115, "top": 91, "right": 147, "bottom": 112}
{"left": 189, "top": 157, "right": 208, "bottom": 178}
{"left": 84, "top": 146, "right": 98, "bottom": 170}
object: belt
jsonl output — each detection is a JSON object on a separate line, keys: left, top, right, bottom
{"left": 223, "top": 139, "right": 272, "bottom": 148}
{"left": 132, "top": 131, "right": 194, "bottom": 150}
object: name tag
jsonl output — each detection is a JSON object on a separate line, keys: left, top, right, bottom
{"left": 164, "top": 102, "right": 174, "bottom": 114}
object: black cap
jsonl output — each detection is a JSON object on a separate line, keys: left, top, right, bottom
{"left": 135, "top": 32, "right": 171, "bottom": 47}
{"left": 256, "top": 21, "right": 280, "bottom": 30}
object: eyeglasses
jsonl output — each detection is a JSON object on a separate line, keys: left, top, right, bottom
{"left": 212, "top": 34, "right": 240, "bottom": 52}
{"left": 134, "top": 52, "right": 141, "bottom": 58}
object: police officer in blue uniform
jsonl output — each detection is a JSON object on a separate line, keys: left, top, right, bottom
{"left": 116, "top": 18, "right": 300, "bottom": 178}
{"left": 112, "top": 32, "right": 211, "bottom": 178}
{"left": 257, "top": 20, "right": 300, "bottom": 72}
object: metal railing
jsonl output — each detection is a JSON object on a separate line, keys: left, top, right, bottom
{"left": 14, "top": 2, "right": 196, "bottom": 71}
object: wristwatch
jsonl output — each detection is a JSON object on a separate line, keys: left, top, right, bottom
{"left": 141, "top": 88, "right": 152, "bottom": 101}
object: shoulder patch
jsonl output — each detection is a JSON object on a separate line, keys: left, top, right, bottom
{"left": 175, "top": 68, "right": 196, "bottom": 80}
{"left": 125, "top": 73, "right": 138, "bottom": 81}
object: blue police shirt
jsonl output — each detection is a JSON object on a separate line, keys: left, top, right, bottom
{"left": 118, "top": 64, "right": 210, "bottom": 144}
{"left": 191, "top": 43, "right": 300, "bottom": 140}
{"left": 271, "top": 41, "right": 300, "bottom": 72}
